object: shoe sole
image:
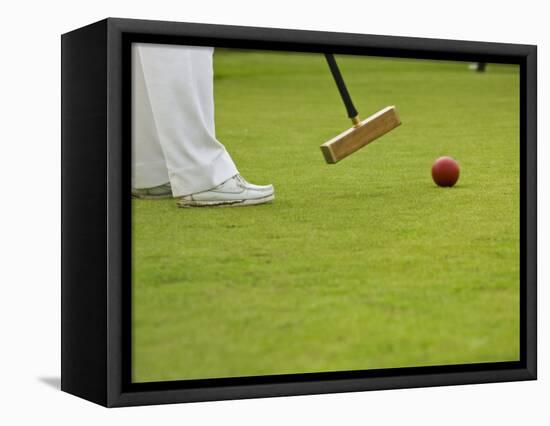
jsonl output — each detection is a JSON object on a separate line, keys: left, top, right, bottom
{"left": 131, "top": 192, "right": 172, "bottom": 200}
{"left": 177, "top": 194, "right": 275, "bottom": 208}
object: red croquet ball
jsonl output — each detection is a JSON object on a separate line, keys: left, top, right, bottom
{"left": 431, "top": 156, "right": 460, "bottom": 187}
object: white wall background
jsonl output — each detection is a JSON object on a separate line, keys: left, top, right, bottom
{"left": 0, "top": 0, "right": 546, "bottom": 424}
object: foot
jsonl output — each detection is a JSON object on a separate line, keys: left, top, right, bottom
{"left": 178, "top": 174, "right": 274, "bottom": 208}
{"left": 132, "top": 182, "right": 172, "bottom": 199}
{"left": 468, "top": 63, "right": 486, "bottom": 72}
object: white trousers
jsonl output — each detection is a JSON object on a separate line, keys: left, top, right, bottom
{"left": 132, "top": 43, "right": 238, "bottom": 196}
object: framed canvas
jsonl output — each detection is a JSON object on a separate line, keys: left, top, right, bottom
{"left": 61, "top": 17, "right": 537, "bottom": 407}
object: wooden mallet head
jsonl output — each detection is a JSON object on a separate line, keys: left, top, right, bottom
{"left": 321, "top": 106, "right": 401, "bottom": 164}
{"left": 321, "top": 54, "right": 401, "bottom": 164}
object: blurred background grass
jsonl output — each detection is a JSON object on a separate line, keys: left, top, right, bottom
{"left": 132, "top": 50, "right": 520, "bottom": 382}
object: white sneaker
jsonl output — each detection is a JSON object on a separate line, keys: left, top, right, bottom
{"left": 178, "top": 174, "right": 274, "bottom": 208}
{"left": 468, "top": 63, "right": 487, "bottom": 72}
{"left": 132, "top": 182, "right": 172, "bottom": 199}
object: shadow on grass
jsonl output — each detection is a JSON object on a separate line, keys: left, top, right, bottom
{"left": 430, "top": 184, "right": 471, "bottom": 190}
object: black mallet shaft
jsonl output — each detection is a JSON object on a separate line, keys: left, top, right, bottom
{"left": 325, "top": 53, "right": 360, "bottom": 126}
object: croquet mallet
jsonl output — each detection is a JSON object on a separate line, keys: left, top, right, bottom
{"left": 320, "top": 53, "right": 401, "bottom": 164}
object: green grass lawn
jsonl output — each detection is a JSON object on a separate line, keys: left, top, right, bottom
{"left": 132, "top": 50, "right": 520, "bottom": 382}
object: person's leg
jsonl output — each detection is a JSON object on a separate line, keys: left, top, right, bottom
{"left": 131, "top": 44, "right": 171, "bottom": 192}
{"left": 135, "top": 43, "right": 238, "bottom": 197}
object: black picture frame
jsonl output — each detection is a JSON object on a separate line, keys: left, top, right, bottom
{"left": 61, "top": 17, "right": 537, "bottom": 407}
